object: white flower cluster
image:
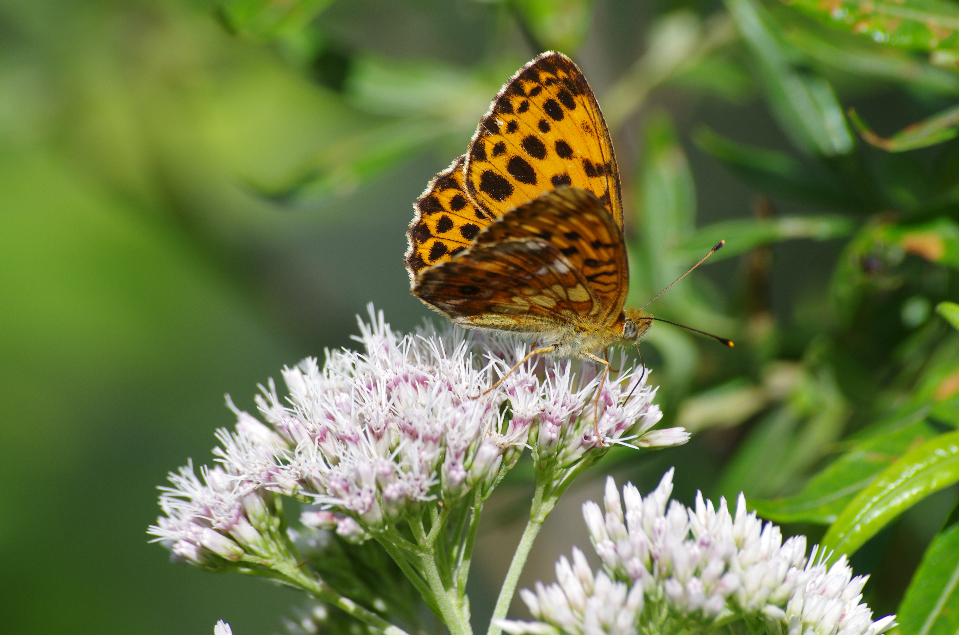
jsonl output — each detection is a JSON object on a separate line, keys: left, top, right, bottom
{"left": 150, "top": 306, "right": 681, "bottom": 555}
{"left": 504, "top": 470, "right": 896, "bottom": 635}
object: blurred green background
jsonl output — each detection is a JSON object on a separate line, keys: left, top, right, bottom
{"left": 0, "top": 0, "right": 957, "bottom": 633}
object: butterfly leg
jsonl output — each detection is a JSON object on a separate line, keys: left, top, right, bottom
{"left": 472, "top": 344, "right": 558, "bottom": 399}
{"left": 580, "top": 351, "right": 611, "bottom": 445}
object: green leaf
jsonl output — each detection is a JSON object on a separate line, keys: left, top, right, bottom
{"left": 694, "top": 128, "right": 855, "bottom": 206}
{"left": 675, "top": 215, "right": 856, "bottom": 263}
{"left": 887, "top": 218, "right": 960, "bottom": 268}
{"left": 896, "top": 524, "right": 959, "bottom": 635}
{"left": 936, "top": 302, "right": 959, "bottom": 330}
{"left": 726, "top": 0, "right": 854, "bottom": 156}
{"left": 784, "top": 0, "right": 958, "bottom": 63}
{"left": 782, "top": 19, "right": 958, "bottom": 94}
{"left": 752, "top": 420, "right": 939, "bottom": 524}
{"left": 822, "top": 431, "right": 959, "bottom": 558}
{"left": 850, "top": 107, "right": 959, "bottom": 153}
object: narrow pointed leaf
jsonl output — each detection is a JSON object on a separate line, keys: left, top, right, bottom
{"left": 850, "top": 107, "right": 959, "bottom": 153}
{"left": 752, "top": 420, "right": 939, "bottom": 524}
{"left": 726, "top": 0, "right": 854, "bottom": 156}
{"left": 822, "top": 431, "right": 959, "bottom": 557}
{"left": 784, "top": 0, "right": 958, "bottom": 62}
{"left": 896, "top": 524, "right": 959, "bottom": 634}
{"left": 936, "top": 302, "right": 959, "bottom": 329}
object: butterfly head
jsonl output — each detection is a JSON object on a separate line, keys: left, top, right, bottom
{"left": 619, "top": 309, "right": 653, "bottom": 343}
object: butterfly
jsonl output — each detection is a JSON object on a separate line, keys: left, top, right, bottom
{"left": 405, "top": 51, "right": 730, "bottom": 424}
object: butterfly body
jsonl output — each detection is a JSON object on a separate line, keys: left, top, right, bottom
{"left": 406, "top": 51, "right": 648, "bottom": 370}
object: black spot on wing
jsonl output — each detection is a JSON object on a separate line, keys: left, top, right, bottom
{"left": 557, "top": 88, "right": 576, "bottom": 110}
{"left": 436, "top": 175, "right": 458, "bottom": 191}
{"left": 471, "top": 144, "right": 486, "bottom": 162}
{"left": 538, "top": 119, "right": 550, "bottom": 133}
{"left": 411, "top": 222, "right": 430, "bottom": 243}
{"left": 420, "top": 196, "right": 443, "bottom": 213}
{"left": 460, "top": 223, "right": 480, "bottom": 240}
{"left": 407, "top": 253, "right": 426, "bottom": 272}
{"left": 521, "top": 135, "right": 547, "bottom": 159}
{"left": 449, "top": 194, "right": 466, "bottom": 210}
{"left": 436, "top": 215, "right": 454, "bottom": 233}
{"left": 543, "top": 99, "right": 564, "bottom": 121}
{"left": 479, "top": 170, "right": 514, "bottom": 201}
{"left": 429, "top": 242, "right": 448, "bottom": 261}
{"left": 507, "top": 156, "right": 537, "bottom": 185}
{"left": 506, "top": 121, "right": 518, "bottom": 134}
{"left": 551, "top": 174, "right": 571, "bottom": 186}
{"left": 555, "top": 140, "right": 573, "bottom": 159}
{"left": 492, "top": 141, "right": 506, "bottom": 157}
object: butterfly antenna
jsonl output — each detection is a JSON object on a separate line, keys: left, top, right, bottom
{"left": 644, "top": 241, "right": 725, "bottom": 309}
{"left": 620, "top": 318, "right": 733, "bottom": 408}
{"left": 648, "top": 316, "right": 734, "bottom": 348}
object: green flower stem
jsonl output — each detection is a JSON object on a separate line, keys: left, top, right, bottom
{"left": 417, "top": 550, "right": 473, "bottom": 634}
{"left": 274, "top": 558, "right": 405, "bottom": 634}
{"left": 410, "top": 518, "right": 473, "bottom": 634}
{"left": 486, "top": 484, "right": 560, "bottom": 635}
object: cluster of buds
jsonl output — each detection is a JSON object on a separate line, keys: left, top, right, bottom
{"left": 504, "top": 471, "right": 896, "bottom": 635}
{"left": 150, "top": 305, "right": 681, "bottom": 552}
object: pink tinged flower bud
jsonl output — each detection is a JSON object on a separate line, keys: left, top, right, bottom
{"left": 300, "top": 510, "right": 337, "bottom": 529}
{"left": 229, "top": 517, "right": 262, "bottom": 548}
{"left": 637, "top": 426, "right": 690, "bottom": 448}
{"left": 172, "top": 539, "right": 203, "bottom": 564}
{"left": 334, "top": 515, "right": 365, "bottom": 542}
{"left": 199, "top": 528, "right": 244, "bottom": 561}
{"left": 468, "top": 440, "right": 502, "bottom": 484}
{"left": 241, "top": 491, "right": 269, "bottom": 525}
{"left": 442, "top": 457, "right": 467, "bottom": 494}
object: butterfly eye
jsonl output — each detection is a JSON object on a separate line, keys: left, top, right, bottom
{"left": 622, "top": 319, "right": 638, "bottom": 340}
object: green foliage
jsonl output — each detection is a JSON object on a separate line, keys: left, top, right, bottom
{"left": 1, "top": 0, "right": 956, "bottom": 632}
{"left": 726, "top": 0, "right": 854, "bottom": 156}
{"left": 752, "top": 419, "right": 942, "bottom": 525}
{"left": 897, "top": 524, "right": 960, "bottom": 634}
{"left": 821, "top": 431, "right": 958, "bottom": 557}
{"left": 850, "top": 106, "right": 959, "bottom": 152}
{"left": 784, "top": 0, "right": 958, "bottom": 65}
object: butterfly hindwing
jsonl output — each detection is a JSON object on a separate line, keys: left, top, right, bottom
{"left": 474, "top": 187, "right": 627, "bottom": 326}
{"left": 463, "top": 52, "right": 623, "bottom": 228}
{"left": 412, "top": 188, "right": 627, "bottom": 331}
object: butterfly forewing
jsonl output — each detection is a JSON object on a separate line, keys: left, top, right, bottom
{"left": 412, "top": 188, "right": 627, "bottom": 331}
{"left": 406, "top": 155, "right": 496, "bottom": 280}
{"left": 464, "top": 52, "right": 623, "bottom": 228}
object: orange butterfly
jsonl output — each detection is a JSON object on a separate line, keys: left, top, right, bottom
{"left": 405, "top": 52, "right": 730, "bottom": 420}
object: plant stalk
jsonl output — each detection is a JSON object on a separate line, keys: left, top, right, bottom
{"left": 486, "top": 485, "right": 559, "bottom": 635}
